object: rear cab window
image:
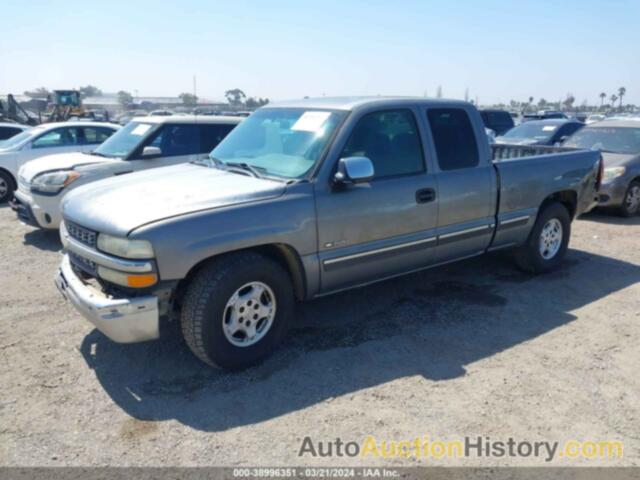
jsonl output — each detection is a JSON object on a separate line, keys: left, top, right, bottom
{"left": 427, "top": 108, "right": 480, "bottom": 170}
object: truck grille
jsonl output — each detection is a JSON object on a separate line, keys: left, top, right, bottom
{"left": 66, "top": 221, "right": 97, "bottom": 248}
{"left": 69, "top": 251, "right": 97, "bottom": 276}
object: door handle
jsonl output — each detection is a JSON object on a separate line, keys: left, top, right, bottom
{"left": 416, "top": 188, "right": 436, "bottom": 204}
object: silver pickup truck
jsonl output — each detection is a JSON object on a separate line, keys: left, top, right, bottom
{"left": 55, "top": 97, "right": 602, "bottom": 369}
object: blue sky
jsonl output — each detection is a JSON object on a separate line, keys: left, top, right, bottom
{"left": 1, "top": 0, "right": 638, "bottom": 104}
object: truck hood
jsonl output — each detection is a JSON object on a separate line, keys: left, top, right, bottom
{"left": 19, "top": 152, "right": 110, "bottom": 182}
{"left": 600, "top": 152, "right": 639, "bottom": 168}
{"left": 61, "top": 163, "right": 287, "bottom": 236}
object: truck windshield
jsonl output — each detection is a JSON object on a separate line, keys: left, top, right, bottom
{"left": 563, "top": 127, "right": 640, "bottom": 154}
{"left": 502, "top": 123, "right": 558, "bottom": 141}
{"left": 210, "top": 108, "right": 347, "bottom": 179}
{"left": 92, "top": 121, "right": 156, "bottom": 158}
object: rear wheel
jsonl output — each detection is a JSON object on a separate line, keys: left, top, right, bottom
{"left": 0, "top": 170, "right": 15, "bottom": 203}
{"left": 180, "top": 252, "right": 294, "bottom": 369}
{"left": 619, "top": 181, "right": 640, "bottom": 217}
{"left": 514, "top": 202, "right": 571, "bottom": 274}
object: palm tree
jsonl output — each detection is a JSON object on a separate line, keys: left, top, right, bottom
{"left": 610, "top": 94, "right": 618, "bottom": 110}
{"left": 599, "top": 92, "right": 606, "bottom": 110}
{"left": 618, "top": 87, "right": 626, "bottom": 111}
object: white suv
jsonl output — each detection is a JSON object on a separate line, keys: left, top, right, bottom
{"left": 0, "top": 121, "right": 118, "bottom": 202}
{"left": 12, "top": 115, "right": 241, "bottom": 229}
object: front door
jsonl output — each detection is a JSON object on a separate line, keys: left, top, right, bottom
{"left": 315, "top": 108, "right": 438, "bottom": 292}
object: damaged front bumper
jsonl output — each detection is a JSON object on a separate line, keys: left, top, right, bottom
{"left": 55, "top": 254, "right": 160, "bottom": 343}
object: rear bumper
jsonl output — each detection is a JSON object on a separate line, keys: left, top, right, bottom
{"left": 12, "top": 190, "right": 61, "bottom": 229}
{"left": 55, "top": 254, "right": 159, "bottom": 343}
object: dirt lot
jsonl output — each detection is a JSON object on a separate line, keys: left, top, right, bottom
{"left": 0, "top": 204, "right": 638, "bottom": 467}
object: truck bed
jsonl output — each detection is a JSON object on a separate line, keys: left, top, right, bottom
{"left": 491, "top": 143, "right": 579, "bottom": 161}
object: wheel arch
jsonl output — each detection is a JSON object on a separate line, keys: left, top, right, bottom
{"left": 174, "top": 243, "right": 308, "bottom": 305}
{"left": 540, "top": 190, "right": 577, "bottom": 219}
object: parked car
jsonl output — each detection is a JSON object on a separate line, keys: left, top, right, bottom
{"left": 479, "top": 109, "right": 515, "bottom": 136}
{"left": 0, "top": 121, "right": 118, "bottom": 203}
{"left": 55, "top": 97, "right": 601, "bottom": 369}
{"left": 586, "top": 114, "right": 606, "bottom": 124}
{"left": 495, "top": 119, "right": 584, "bottom": 146}
{"left": 522, "top": 110, "right": 568, "bottom": 121}
{"left": 0, "top": 123, "right": 31, "bottom": 143}
{"left": 12, "top": 115, "right": 241, "bottom": 229}
{"left": 563, "top": 119, "right": 640, "bottom": 216}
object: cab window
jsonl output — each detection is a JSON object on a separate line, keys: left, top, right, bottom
{"left": 200, "top": 123, "right": 236, "bottom": 152}
{"left": 427, "top": 108, "right": 479, "bottom": 170}
{"left": 341, "top": 109, "right": 425, "bottom": 178}
{"left": 143, "top": 124, "right": 200, "bottom": 157}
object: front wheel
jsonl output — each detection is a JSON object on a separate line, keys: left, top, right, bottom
{"left": 180, "top": 252, "right": 294, "bottom": 369}
{"left": 514, "top": 202, "right": 571, "bottom": 274}
{"left": 619, "top": 181, "right": 640, "bottom": 217}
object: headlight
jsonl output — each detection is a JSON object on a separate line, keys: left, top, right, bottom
{"left": 97, "top": 234, "right": 154, "bottom": 259}
{"left": 602, "top": 166, "right": 626, "bottom": 182}
{"left": 31, "top": 171, "right": 81, "bottom": 194}
{"left": 97, "top": 266, "right": 158, "bottom": 288}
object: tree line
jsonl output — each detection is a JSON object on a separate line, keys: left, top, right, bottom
{"left": 22, "top": 85, "right": 270, "bottom": 109}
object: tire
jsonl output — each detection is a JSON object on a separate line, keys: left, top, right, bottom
{"left": 0, "top": 170, "right": 15, "bottom": 203}
{"left": 514, "top": 202, "right": 571, "bottom": 274}
{"left": 619, "top": 181, "right": 640, "bottom": 217}
{"left": 180, "top": 252, "right": 294, "bottom": 370}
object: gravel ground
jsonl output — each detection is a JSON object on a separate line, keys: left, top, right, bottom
{"left": 0, "top": 204, "right": 638, "bottom": 467}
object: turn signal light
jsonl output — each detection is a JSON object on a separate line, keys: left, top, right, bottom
{"left": 97, "top": 266, "right": 158, "bottom": 288}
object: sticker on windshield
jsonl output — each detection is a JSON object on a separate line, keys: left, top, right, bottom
{"left": 291, "top": 111, "right": 331, "bottom": 132}
{"left": 131, "top": 124, "right": 152, "bottom": 136}
{"left": 542, "top": 126, "right": 557, "bottom": 131}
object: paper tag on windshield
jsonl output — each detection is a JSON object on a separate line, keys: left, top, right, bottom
{"left": 291, "top": 111, "right": 331, "bottom": 132}
{"left": 542, "top": 126, "right": 557, "bottom": 131}
{"left": 131, "top": 124, "right": 152, "bottom": 136}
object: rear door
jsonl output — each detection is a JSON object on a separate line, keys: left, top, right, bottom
{"left": 315, "top": 108, "right": 438, "bottom": 292}
{"left": 425, "top": 107, "right": 496, "bottom": 263}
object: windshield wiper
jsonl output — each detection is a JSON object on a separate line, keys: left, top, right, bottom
{"left": 224, "top": 161, "right": 266, "bottom": 179}
{"left": 88, "top": 151, "right": 110, "bottom": 158}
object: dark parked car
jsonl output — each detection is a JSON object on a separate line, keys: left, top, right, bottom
{"left": 480, "top": 109, "right": 515, "bottom": 136}
{"left": 496, "top": 119, "right": 584, "bottom": 146}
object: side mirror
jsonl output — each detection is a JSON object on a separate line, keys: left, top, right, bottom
{"left": 333, "top": 157, "right": 374, "bottom": 186}
{"left": 141, "top": 146, "right": 162, "bottom": 158}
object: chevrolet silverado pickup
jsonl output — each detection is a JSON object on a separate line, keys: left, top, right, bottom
{"left": 55, "top": 97, "right": 602, "bottom": 369}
